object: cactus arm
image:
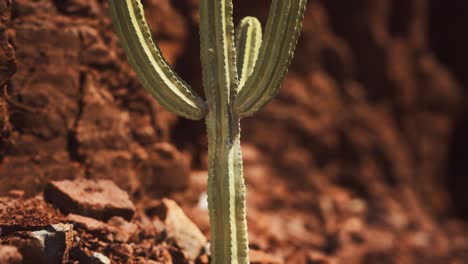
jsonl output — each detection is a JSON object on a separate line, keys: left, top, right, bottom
{"left": 234, "top": 0, "right": 307, "bottom": 117}
{"left": 108, "top": 0, "right": 206, "bottom": 120}
{"left": 235, "top": 17, "right": 262, "bottom": 90}
{"left": 199, "top": 0, "right": 249, "bottom": 263}
{"left": 199, "top": 0, "right": 238, "bottom": 103}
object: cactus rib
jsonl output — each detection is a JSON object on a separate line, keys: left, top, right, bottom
{"left": 235, "top": 17, "right": 262, "bottom": 90}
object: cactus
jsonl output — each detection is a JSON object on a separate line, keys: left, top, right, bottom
{"left": 109, "top": 1, "right": 306, "bottom": 263}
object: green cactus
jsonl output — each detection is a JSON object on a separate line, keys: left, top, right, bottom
{"left": 109, "top": 0, "right": 306, "bottom": 263}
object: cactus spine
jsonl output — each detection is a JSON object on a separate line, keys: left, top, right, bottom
{"left": 109, "top": 1, "right": 306, "bottom": 263}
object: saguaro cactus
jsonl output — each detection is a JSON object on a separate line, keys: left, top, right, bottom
{"left": 109, "top": 0, "right": 306, "bottom": 263}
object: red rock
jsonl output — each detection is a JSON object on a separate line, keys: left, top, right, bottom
{"left": 6, "top": 223, "right": 74, "bottom": 264}
{"left": 7, "top": 190, "right": 25, "bottom": 198}
{"left": 68, "top": 213, "right": 138, "bottom": 243}
{"left": 307, "top": 251, "right": 338, "bottom": 264}
{"left": 195, "top": 254, "right": 210, "bottom": 264}
{"left": 67, "top": 214, "right": 107, "bottom": 233}
{"left": 168, "top": 246, "right": 190, "bottom": 264}
{"left": 147, "top": 198, "right": 207, "bottom": 261}
{"left": 76, "top": 75, "right": 140, "bottom": 194}
{"left": 44, "top": 179, "right": 135, "bottom": 221}
{"left": 249, "top": 249, "right": 283, "bottom": 264}
{"left": 288, "top": 251, "right": 338, "bottom": 264}
{"left": 0, "top": 155, "right": 85, "bottom": 197}
{"left": 0, "top": 0, "right": 15, "bottom": 86}
{"left": 151, "top": 245, "right": 174, "bottom": 263}
{"left": 54, "top": 0, "right": 100, "bottom": 16}
{"left": 241, "top": 144, "right": 265, "bottom": 165}
{"left": 145, "top": 260, "right": 161, "bottom": 264}
{"left": 139, "top": 143, "right": 191, "bottom": 191}
{"left": 107, "top": 216, "right": 137, "bottom": 243}
{"left": 88, "top": 252, "right": 111, "bottom": 264}
{"left": 0, "top": 245, "right": 22, "bottom": 264}
{"left": 184, "top": 206, "right": 210, "bottom": 236}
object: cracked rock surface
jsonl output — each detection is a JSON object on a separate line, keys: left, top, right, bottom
{"left": 45, "top": 179, "right": 136, "bottom": 221}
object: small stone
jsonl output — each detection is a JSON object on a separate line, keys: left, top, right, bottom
{"left": 70, "top": 247, "right": 112, "bottom": 264}
{"left": 107, "top": 216, "right": 137, "bottom": 243}
{"left": 7, "top": 224, "right": 73, "bottom": 264}
{"left": 91, "top": 252, "right": 111, "bottom": 264}
{"left": 152, "top": 246, "right": 173, "bottom": 263}
{"left": 195, "top": 254, "right": 210, "bottom": 264}
{"left": 119, "top": 243, "right": 134, "bottom": 257}
{"left": 7, "top": 189, "right": 25, "bottom": 198}
{"left": 168, "top": 246, "right": 190, "bottom": 264}
{"left": 198, "top": 192, "right": 208, "bottom": 210}
{"left": 67, "top": 214, "right": 107, "bottom": 233}
{"left": 289, "top": 251, "right": 337, "bottom": 264}
{"left": 249, "top": 249, "right": 283, "bottom": 264}
{"left": 67, "top": 214, "right": 138, "bottom": 243}
{"left": 45, "top": 179, "right": 135, "bottom": 221}
{"left": 307, "top": 251, "right": 338, "bottom": 264}
{"left": 0, "top": 245, "right": 23, "bottom": 264}
{"left": 147, "top": 198, "right": 207, "bottom": 261}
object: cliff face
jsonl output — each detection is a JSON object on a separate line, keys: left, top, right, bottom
{"left": 1, "top": 0, "right": 467, "bottom": 262}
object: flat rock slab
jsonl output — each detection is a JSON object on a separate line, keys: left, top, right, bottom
{"left": 45, "top": 179, "right": 135, "bottom": 221}
{"left": 67, "top": 214, "right": 108, "bottom": 234}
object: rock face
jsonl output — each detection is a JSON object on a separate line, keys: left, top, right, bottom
{"left": 0, "top": 0, "right": 177, "bottom": 196}
{"left": 44, "top": 179, "right": 136, "bottom": 221}
{"left": 0, "top": 0, "right": 16, "bottom": 86}
{"left": 139, "top": 143, "right": 192, "bottom": 192}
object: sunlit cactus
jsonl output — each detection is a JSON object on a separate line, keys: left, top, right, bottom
{"left": 109, "top": 0, "right": 307, "bottom": 263}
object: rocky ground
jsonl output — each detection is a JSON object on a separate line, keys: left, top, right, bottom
{"left": 1, "top": 0, "right": 468, "bottom": 263}
{"left": 0, "top": 178, "right": 208, "bottom": 263}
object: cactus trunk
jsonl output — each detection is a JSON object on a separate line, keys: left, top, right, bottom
{"left": 199, "top": 0, "right": 249, "bottom": 261}
{"left": 206, "top": 110, "right": 248, "bottom": 263}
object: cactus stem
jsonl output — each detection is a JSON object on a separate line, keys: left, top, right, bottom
{"left": 206, "top": 109, "right": 248, "bottom": 264}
